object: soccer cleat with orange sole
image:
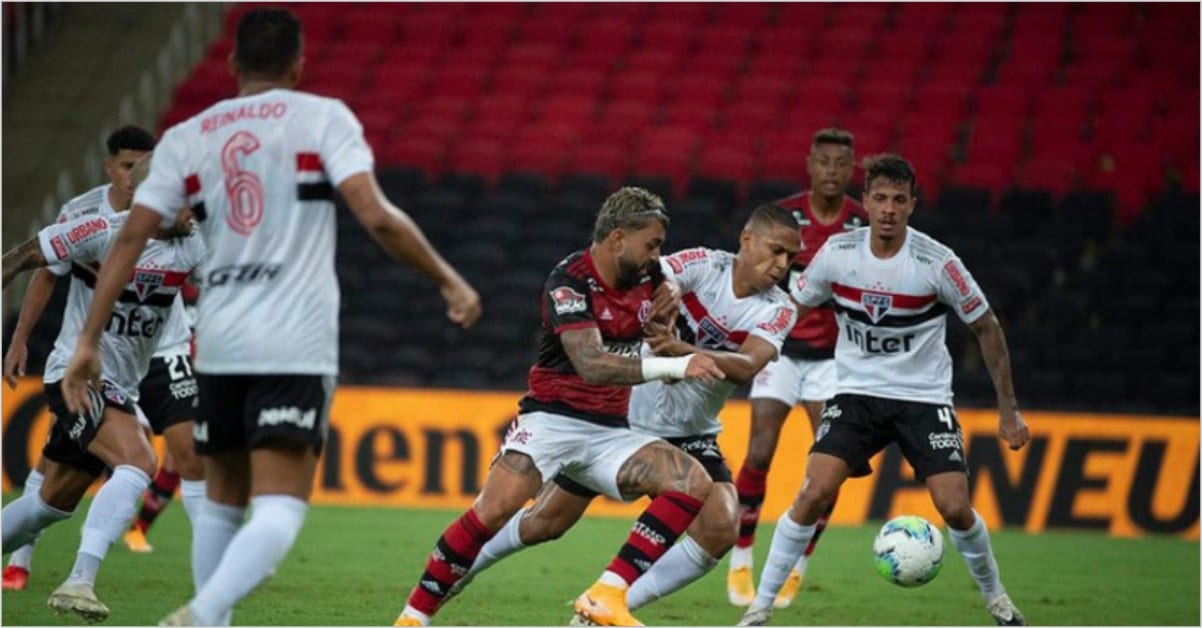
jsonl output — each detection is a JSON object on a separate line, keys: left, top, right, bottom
{"left": 2, "top": 565, "right": 30, "bottom": 591}
{"left": 772, "top": 569, "right": 803, "bottom": 608}
{"left": 393, "top": 613, "right": 426, "bottom": 626}
{"left": 124, "top": 527, "right": 154, "bottom": 553}
{"left": 727, "top": 566, "right": 756, "bottom": 607}
{"left": 571, "top": 582, "right": 643, "bottom": 626}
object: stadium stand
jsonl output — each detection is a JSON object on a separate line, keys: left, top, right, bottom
{"left": 9, "top": 2, "right": 1197, "bottom": 415}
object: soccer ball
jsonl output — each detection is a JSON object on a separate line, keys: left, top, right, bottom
{"left": 872, "top": 515, "right": 945, "bottom": 587}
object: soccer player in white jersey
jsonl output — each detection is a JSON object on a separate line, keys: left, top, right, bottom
{"left": 737, "top": 154, "right": 1030, "bottom": 627}
{"left": 59, "top": 8, "right": 481, "bottom": 626}
{"left": 1, "top": 202, "right": 204, "bottom": 622}
{"left": 2, "top": 132, "right": 208, "bottom": 591}
{"left": 439, "top": 204, "right": 802, "bottom": 617}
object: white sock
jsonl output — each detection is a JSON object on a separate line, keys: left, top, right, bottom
{"left": 179, "top": 480, "right": 207, "bottom": 526}
{"left": 187, "top": 495, "right": 307, "bottom": 625}
{"left": 948, "top": 510, "right": 1004, "bottom": 601}
{"left": 67, "top": 465, "right": 151, "bottom": 585}
{"left": 400, "top": 605, "right": 430, "bottom": 626}
{"left": 751, "top": 514, "right": 815, "bottom": 611}
{"left": 6, "top": 470, "right": 46, "bottom": 570}
{"left": 1, "top": 488, "right": 71, "bottom": 554}
{"left": 463, "top": 506, "right": 527, "bottom": 583}
{"left": 729, "top": 545, "right": 753, "bottom": 571}
{"left": 628, "top": 535, "right": 718, "bottom": 610}
{"left": 192, "top": 498, "right": 245, "bottom": 593}
{"left": 793, "top": 553, "right": 810, "bottom": 576}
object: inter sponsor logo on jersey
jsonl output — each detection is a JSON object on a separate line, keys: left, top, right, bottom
{"left": 861, "top": 292, "right": 893, "bottom": 323}
{"left": 549, "top": 286, "right": 587, "bottom": 315}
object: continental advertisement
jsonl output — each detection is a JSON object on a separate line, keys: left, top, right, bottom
{"left": 2, "top": 379, "right": 1197, "bottom": 539}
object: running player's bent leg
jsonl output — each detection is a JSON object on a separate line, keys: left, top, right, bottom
{"left": 743, "top": 453, "right": 848, "bottom": 621}
{"left": 162, "top": 422, "right": 206, "bottom": 529}
{"left": 454, "top": 482, "right": 592, "bottom": 599}
{"left": 628, "top": 482, "right": 738, "bottom": 610}
{"left": 4, "top": 460, "right": 48, "bottom": 584}
{"left": 186, "top": 443, "right": 316, "bottom": 626}
{"left": 927, "top": 471, "right": 1024, "bottom": 624}
{"left": 398, "top": 451, "right": 544, "bottom": 625}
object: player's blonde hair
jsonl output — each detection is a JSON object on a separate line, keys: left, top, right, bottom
{"left": 593, "top": 186, "right": 669, "bottom": 242}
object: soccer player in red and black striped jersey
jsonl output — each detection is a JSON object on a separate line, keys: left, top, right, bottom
{"left": 730, "top": 128, "right": 868, "bottom": 607}
{"left": 395, "top": 187, "right": 725, "bottom": 627}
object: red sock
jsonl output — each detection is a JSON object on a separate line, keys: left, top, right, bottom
{"left": 407, "top": 509, "right": 494, "bottom": 616}
{"left": 804, "top": 489, "right": 839, "bottom": 557}
{"left": 135, "top": 468, "right": 181, "bottom": 532}
{"left": 735, "top": 464, "right": 768, "bottom": 548}
{"left": 606, "top": 491, "right": 704, "bottom": 585}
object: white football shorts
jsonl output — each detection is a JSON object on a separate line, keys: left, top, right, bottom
{"left": 749, "top": 356, "right": 837, "bottom": 406}
{"left": 498, "top": 411, "right": 662, "bottom": 501}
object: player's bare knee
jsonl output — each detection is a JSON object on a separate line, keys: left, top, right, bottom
{"left": 794, "top": 480, "right": 835, "bottom": 521}
{"left": 674, "top": 462, "right": 712, "bottom": 501}
{"left": 693, "top": 510, "right": 738, "bottom": 557}
{"left": 472, "top": 496, "right": 524, "bottom": 532}
{"left": 934, "top": 498, "right": 974, "bottom": 530}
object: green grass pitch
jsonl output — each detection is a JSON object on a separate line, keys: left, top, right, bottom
{"left": 2, "top": 499, "right": 1197, "bottom": 626}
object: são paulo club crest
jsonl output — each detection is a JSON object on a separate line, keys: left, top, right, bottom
{"left": 861, "top": 292, "right": 893, "bottom": 323}
{"left": 132, "top": 269, "right": 166, "bottom": 301}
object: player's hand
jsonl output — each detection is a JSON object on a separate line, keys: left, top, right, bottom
{"left": 61, "top": 343, "right": 102, "bottom": 415}
{"left": 649, "top": 280, "right": 680, "bottom": 324}
{"left": 999, "top": 409, "right": 1030, "bottom": 451}
{"left": 441, "top": 278, "right": 482, "bottom": 329}
{"left": 683, "top": 353, "right": 725, "bottom": 384}
{"left": 644, "top": 321, "right": 684, "bottom": 356}
{"left": 3, "top": 340, "right": 28, "bottom": 389}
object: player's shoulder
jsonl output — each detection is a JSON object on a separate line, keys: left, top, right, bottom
{"left": 824, "top": 227, "right": 865, "bottom": 251}
{"left": 772, "top": 191, "right": 807, "bottom": 209}
{"left": 906, "top": 228, "right": 956, "bottom": 265}
{"left": 551, "top": 249, "right": 590, "bottom": 280}
{"left": 758, "top": 285, "right": 795, "bottom": 309}
{"left": 665, "top": 246, "right": 727, "bottom": 274}
{"left": 58, "top": 184, "right": 111, "bottom": 221}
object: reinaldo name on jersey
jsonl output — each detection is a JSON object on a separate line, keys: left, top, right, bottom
{"left": 792, "top": 227, "right": 990, "bottom": 405}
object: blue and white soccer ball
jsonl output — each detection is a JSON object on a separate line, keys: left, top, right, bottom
{"left": 872, "top": 515, "right": 945, "bottom": 587}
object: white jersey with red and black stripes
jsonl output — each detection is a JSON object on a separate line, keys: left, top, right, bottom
{"left": 51, "top": 183, "right": 193, "bottom": 358}
{"left": 792, "top": 227, "right": 990, "bottom": 405}
{"left": 133, "top": 88, "right": 374, "bottom": 375}
{"left": 630, "top": 248, "right": 797, "bottom": 437}
{"left": 37, "top": 212, "right": 208, "bottom": 401}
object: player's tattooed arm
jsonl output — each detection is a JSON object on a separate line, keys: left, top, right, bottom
{"left": 645, "top": 325, "right": 775, "bottom": 385}
{"left": 560, "top": 327, "right": 646, "bottom": 385}
{"left": 1, "top": 236, "right": 48, "bottom": 289}
{"left": 969, "top": 309, "right": 1030, "bottom": 450}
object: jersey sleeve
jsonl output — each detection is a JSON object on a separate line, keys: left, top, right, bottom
{"left": 791, "top": 241, "right": 836, "bottom": 306}
{"left": 748, "top": 301, "right": 799, "bottom": 354}
{"left": 661, "top": 247, "right": 713, "bottom": 293}
{"left": 37, "top": 215, "right": 116, "bottom": 268}
{"left": 320, "top": 100, "right": 375, "bottom": 187}
{"left": 936, "top": 253, "right": 991, "bottom": 324}
{"left": 132, "top": 125, "right": 189, "bottom": 228}
{"left": 544, "top": 268, "right": 596, "bottom": 334}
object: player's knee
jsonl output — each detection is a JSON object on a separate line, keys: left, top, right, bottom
{"left": 174, "top": 453, "right": 204, "bottom": 480}
{"left": 693, "top": 510, "right": 738, "bottom": 556}
{"left": 933, "top": 498, "right": 974, "bottom": 530}
{"left": 126, "top": 447, "right": 159, "bottom": 479}
{"left": 472, "top": 498, "right": 523, "bottom": 532}
{"left": 677, "top": 464, "right": 713, "bottom": 502}
{"left": 794, "top": 480, "right": 836, "bottom": 520}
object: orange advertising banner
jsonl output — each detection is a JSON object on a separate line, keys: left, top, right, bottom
{"left": 2, "top": 380, "right": 1197, "bottom": 538}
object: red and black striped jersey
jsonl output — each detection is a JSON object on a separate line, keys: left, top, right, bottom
{"left": 775, "top": 192, "right": 867, "bottom": 360}
{"left": 520, "top": 248, "right": 661, "bottom": 427}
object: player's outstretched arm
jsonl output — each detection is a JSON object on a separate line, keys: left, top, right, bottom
{"left": 561, "top": 327, "right": 725, "bottom": 386}
{"left": 643, "top": 323, "right": 776, "bottom": 385}
{"left": 1, "top": 236, "right": 48, "bottom": 289}
{"left": 60, "top": 205, "right": 160, "bottom": 414}
{"left": 968, "top": 309, "right": 1030, "bottom": 450}
{"left": 4, "top": 269, "right": 58, "bottom": 388}
{"left": 338, "top": 172, "right": 481, "bottom": 328}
